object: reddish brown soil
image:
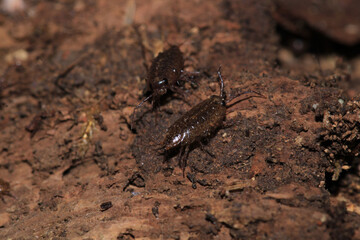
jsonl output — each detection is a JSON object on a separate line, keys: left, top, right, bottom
{"left": 0, "top": 0, "right": 359, "bottom": 239}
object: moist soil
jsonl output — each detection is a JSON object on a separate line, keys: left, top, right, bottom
{"left": 0, "top": 0, "right": 360, "bottom": 239}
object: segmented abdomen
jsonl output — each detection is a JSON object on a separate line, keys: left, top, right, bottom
{"left": 164, "top": 96, "right": 226, "bottom": 150}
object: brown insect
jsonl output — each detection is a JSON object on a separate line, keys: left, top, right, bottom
{"left": 132, "top": 45, "right": 196, "bottom": 124}
{"left": 0, "top": 178, "right": 14, "bottom": 202}
{"left": 160, "top": 67, "right": 265, "bottom": 176}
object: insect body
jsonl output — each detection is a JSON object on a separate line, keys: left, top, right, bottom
{"left": 146, "top": 45, "right": 184, "bottom": 100}
{"left": 161, "top": 68, "right": 264, "bottom": 175}
{"left": 163, "top": 95, "right": 225, "bottom": 151}
{"left": 132, "top": 45, "right": 194, "bottom": 124}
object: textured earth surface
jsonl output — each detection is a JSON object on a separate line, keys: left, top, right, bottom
{"left": 0, "top": 0, "right": 359, "bottom": 239}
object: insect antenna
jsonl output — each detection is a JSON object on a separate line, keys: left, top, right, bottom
{"left": 135, "top": 94, "right": 153, "bottom": 112}
{"left": 217, "top": 66, "right": 225, "bottom": 101}
{"left": 216, "top": 66, "right": 266, "bottom": 107}
{"left": 133, "top": 24, "right": 151, "bottom": 72}
{"left": 225, "top": 90, "right": 266, "bottom": 108}
{"left": 130, "top": 94, "right": 153, "bottom": 129}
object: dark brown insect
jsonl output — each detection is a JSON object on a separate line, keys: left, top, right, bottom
{"left": 0, "top": 178, "right": 13, "bottom": 202}
{"left": 160, "top": 67, "right": 265, "bottom": 175}
{"left": 132, "top": 45, "right": 195, "bottom": 123}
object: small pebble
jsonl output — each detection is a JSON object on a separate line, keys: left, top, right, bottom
{"left": 100, "top": 201, "right": 113, "bottom": 212}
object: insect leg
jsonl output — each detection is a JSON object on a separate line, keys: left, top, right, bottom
{"left": 5, "top": 192, "right": 16, "bottom": 200}
{"left": 177, "top": 146, "right": 185, "bottom": 169}
{"left": 169, "top": 86, "right": 192, "bottom": 106}
{"left": 181, "top": 146, "right": 190, "bottom": 177}
{"left": 222, "top": 119, "right": 236, "bottom": 129}
{"left": 0, "top": 192, "right": 15, "bottom": 203}
{"left": 179, "top": 70, "right": 200, "bottom": 88}
{"left": 199, "top": 142, "right": 215, "bottom": 158}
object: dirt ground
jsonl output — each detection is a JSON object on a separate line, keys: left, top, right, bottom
{"left": 0, "top": 0, "right": 360, "bottom": 239}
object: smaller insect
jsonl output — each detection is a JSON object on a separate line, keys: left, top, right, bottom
{"left": 160, "top": 67, "right": 265, "bottom": 176}
{"left": 132, "top": 45, "right": 196, "bottom": 124}
{"left": 0, "top": 178, "right": 14, "bottom": 202}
